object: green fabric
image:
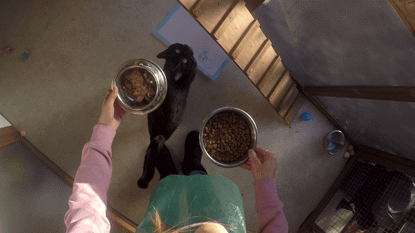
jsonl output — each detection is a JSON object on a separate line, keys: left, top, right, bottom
{"left": 136, "top": 175, "right": 246, "bottom": 233}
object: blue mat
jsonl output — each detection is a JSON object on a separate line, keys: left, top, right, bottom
{"left": 153, "top": 3, "right": 230, "bottom": 80}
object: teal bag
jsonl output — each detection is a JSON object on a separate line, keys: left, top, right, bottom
{"left": 136, "top": 175, "right": 246, "bottom": 233}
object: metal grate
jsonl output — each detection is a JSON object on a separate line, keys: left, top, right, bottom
{"left": 315, "top": 160, "right": 415, "bottom": 233}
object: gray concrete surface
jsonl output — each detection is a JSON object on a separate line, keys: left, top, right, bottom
{"left": 317, "top": 97, "right": 415, "bottom": 160}
{"left": 253, "top": 0, "right": 415, "bottom": 86}
{"left": 253, "top": 1, "right": 415, "bottom": 160}
{"left": 0, "top": 0, "right": 348, "bottom": 232}
{"left": 0, "top": 141, "right": 127, "bottom": 233}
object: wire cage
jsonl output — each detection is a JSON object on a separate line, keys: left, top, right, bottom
{"left": 314, "top": 159, "right": 415, "bottom": 233}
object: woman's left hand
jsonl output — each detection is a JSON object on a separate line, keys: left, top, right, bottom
{"left": 98, "top": 85, "right": 127, "bottom": 131}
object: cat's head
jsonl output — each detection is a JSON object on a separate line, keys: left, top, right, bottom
{"left": 157, "top": 43, "right": 197, "bottom": 81}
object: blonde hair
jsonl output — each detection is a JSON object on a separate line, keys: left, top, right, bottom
{"left": 148, "top": 207, "right": 235, "bottom": 233}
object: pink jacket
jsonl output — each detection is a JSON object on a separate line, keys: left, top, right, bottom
{"left": 64, "top": 124, "right": 288, "bottom": 232}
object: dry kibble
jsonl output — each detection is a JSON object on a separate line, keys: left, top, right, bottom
{"left": 203, "top": 112, "right": 251, "bottom": 163}
{"left": 123, "top": 68, "right": 156, "bottom": 105}
{"left": 347, "top": 145, "right": 354, "bottom": 151}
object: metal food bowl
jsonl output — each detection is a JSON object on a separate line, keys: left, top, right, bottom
{"left": 324, "top": 130, "right": 345, "bottom": 156}
{"left": 199, "top": 107, "right": 258, "bottom": 168}
{"left": 114, "top": 59, "right": 167, "bottom": 115}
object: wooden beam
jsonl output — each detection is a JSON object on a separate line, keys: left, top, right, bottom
{"left": 20, "top": 137, "right": 139, "bottom": 232}
{"left": 245, "top": 0, "right": 265, "bottom": 13}
{"left": 358, "top": 145, "right": 415, "bottom": 178}
{"left": 257, "top": 56, "right": 286, "bottom": 97}
{"left": 293, "top": 80, "right": 358, "bottom": 146}
{"left": 298, "top": 152, "right": 360, "bottom": 233}
{"left": 192, "top": 0, "right": 236, "bottom": 33}
{"left": 212, "top": 0, "right": 245, "bottom": 40}
{"left": 284, "top": 93, "right": 305, "bottom": 125}
{"left": 389, "top": 0, "right": 415, "bottom": 38}
{"left": 229, "top": 20, "right": 260, "bottom": 59}
{"left": 107, "top": 207, "right": 138, "bottom": 233}
{"left": 303, "top": 86, "right": 415, "bottom": 102}
{"left": 245, "top": 39, "right": 272, "bottom": 76}
{"left": 0, "top": 126, "right": 20, "bottom": 148}
{"left": 311, "top": 223, "right": 326, "bottom": 233}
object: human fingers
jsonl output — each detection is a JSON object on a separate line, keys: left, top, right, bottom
{"left": 106, "top": 85, "right": 118, "bottom": 106}
{"left": 114, "top": 100, "right": 127, "bottom": 120}
{"left": 263, "top": 150, "right": 277, "bottom": 164}
{"left": 240, "top": 163, "right": 252, "bottom": 170}
{"left": 103, "top": 89, "right": 111, "bottom": 106}
{"left": 255, "top": 147, "right": 267, "bottom": 155}
{"left": 254, "top": 147, "right": 267, "bottom": 163}
{"left": 248, "top": 149, "right": 261, "bottom": 166}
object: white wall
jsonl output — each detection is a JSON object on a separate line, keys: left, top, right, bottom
{"left": 0, "top": 114, "right": 11, "bottom": 129}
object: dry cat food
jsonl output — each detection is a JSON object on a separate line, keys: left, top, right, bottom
{"left": 123, "top": 68, "right": 156, "bottom": 105}
{"left": 203, "top": 112, "right": 251, "bottom": 162}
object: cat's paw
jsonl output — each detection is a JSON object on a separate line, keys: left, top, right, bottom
{"left": 137, "top": 178, "right": 149, "bottom": 189}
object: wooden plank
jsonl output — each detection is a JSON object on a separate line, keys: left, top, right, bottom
{"left": 20, "top": 137, "right": 139, "bottom": 232}
{"left": 228, "top": 19, "right": 260, "bottom": 58}
{"left": 255, "top": 55, "right": 279, "bottom": 89}
{"left": 0, "top": 126, "right": 17, "bottom": 137}
{"left": 298, "top": 151, "right": 360, "bottom": 232}
{"left": 247, "top": 47, "right": 277, "bottom": 86}
{"left": 268, "top": 72, "right": 292, "bottom": 107}
{"left": 311, "top": 223, "right": 326, "bottom": 233}
{"left": 278, "top": 84, "right": 299, "bottom": 118}
{"left": 234, "top": 27, "right": 267, "bottom": 71}
{"left": 294, "top": 79, "right": 358, "bottom": 146}
{"left": 275, "top": 82, "right": 295, "bottom": 112}
{"left": 192, "top": 0, "right": 235, "bottom": 33}
{"left": 410, "top": 1, "right": 415, "bottom": 12}
{"left": 245, "top": 39, "right": 272, "bottom": 75}
{"left": 303, "top": 86, "right": 415, "bottom": 102}
{"left": 284, "top": 93, "right": 305, "bottom": 125}
{"left": 245, "top": 0, "right": 266, "bottom": 12}
{"left": 179, "top": 0, "right": 199, "bottom": 11}
{"left": 257, "top": 56, "right": 286, "bottom": 97}
{"left": 212, "top": 0, "right": 245, "bottom": 40}
{"left": 178, "top": 0, "right": 306, "bottom": 127}
{"left": 218, "top": 8, "right": 256, "bottom": 53}
{"left": 340, "top": 216, "right": 358, "bottom": 233}
{"left": 297, "top": 227, "right": 313, "bottom": 233}
{"left": 359, "top": 145, "right": 415, "bottom": 178}
{"left": 107, "top": 207, "right": 138, "bottom": 233}
{"left": 388, "top": 0, "right": 415, "bottom": 38}
{"left": 0, "top": 126, "right": 20, "bottom": 148}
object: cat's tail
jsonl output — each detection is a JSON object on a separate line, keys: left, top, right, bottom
{"left": 137, "top": 136, "right": 166, "bottom": 189}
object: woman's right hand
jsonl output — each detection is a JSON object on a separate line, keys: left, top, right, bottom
{"left": 240, "top": 147, "right": 278, "bottom": 181}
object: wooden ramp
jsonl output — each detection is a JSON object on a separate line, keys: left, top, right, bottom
{"left": 178, "top": 0, "right": 305, "bottom": 125}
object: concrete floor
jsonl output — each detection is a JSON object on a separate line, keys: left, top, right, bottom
{"left": 0, "top": 0, "right": 348, "bottom": 232}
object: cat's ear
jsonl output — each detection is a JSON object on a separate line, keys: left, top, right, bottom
{"left": 190, "top": 56, "right": 197, "bottom": 67}
{"left": 157, "top": 48, "right": 171, "bottom": 59}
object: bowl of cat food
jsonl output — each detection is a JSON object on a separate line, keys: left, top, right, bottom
{"left": 200, "top": 107, "right": 258, "bottom": 168}
{"left": 114, "top": 59, "right": 167, "bottom": 115}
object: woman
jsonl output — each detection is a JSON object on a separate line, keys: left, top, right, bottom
{"left": 64, "top": 85, "right": 288, "bottom": 233}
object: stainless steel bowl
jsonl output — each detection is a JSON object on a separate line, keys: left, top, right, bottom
{"left": 114, "top": 59, "right": 167, "bottom": 115}
{"left": 324, "top": 130, "right": 345, "bottom": 156}
{"left": 199, "top": 107, "right": 258, "bottom": 168}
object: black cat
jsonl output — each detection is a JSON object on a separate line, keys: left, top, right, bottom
{"left": 137, "top": 43, "right": 197, "bottom": 189}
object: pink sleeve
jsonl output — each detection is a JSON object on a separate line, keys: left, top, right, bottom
{"left": 64, "top": 124, "right": 116, "bottom": 233}
{"left": 255, "top": 178, "right": 288, "bottom": 233}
